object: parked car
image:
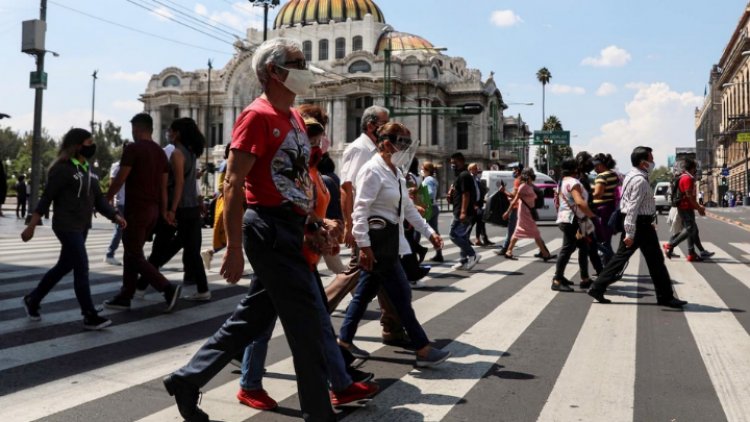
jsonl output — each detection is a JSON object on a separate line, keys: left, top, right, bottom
{"left": 480, "top": 170, "right": 557, "bottom": 221}
{"left": 654, "top": 181, "right": 671, "bottom": 214}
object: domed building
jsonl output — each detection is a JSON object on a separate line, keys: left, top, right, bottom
{"left": 140, "top": 0, "right": 522, "bottom": 194}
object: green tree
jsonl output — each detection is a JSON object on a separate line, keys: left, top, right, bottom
{"left": 535, "top": 116, "right": 572, "bottom": 177}
{"left": 649, "top": 166, "right": 672, "bottom": 187}
{"left": 536, "top": 67, "right": 552, "bottom": 123}
{"left": 93, "top": 120, "right": 128, "bottom": 190}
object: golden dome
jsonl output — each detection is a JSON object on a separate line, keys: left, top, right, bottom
{"left": 273, "top": 0, "right": 385, "bottom": 29}
{"left": 375, "top": 31, "right": 437, "bottom": 55}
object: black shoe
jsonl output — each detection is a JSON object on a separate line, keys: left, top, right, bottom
{"left": 23, "top": 296, "right": 41, "bottom": 321}
{"left": 555, "top": 277, "right": 574, "bottom": 286}
{"left": 417, "top": 246, "right": 428, "bottom": 264}
{"left": 482, "top": 238, "right": 495, "bottom": 246}
{"left": 542, "top": 254, "right": 557, "bottom": 262}
{"left": 163, "top": 375, "right": 209, "bottom": 422}
{"left": 164, "top": 284, "right": 182, "bottom": 313}
{"left": 382, "top": 333, "right": 413, "bottom": 349}
{"left": 551, "top": 281, "right": 574, "bottom": 292}
{"left": 587, "top": 289, "right": 612, "bottom": 304}
{"left": 495, "top": 248, "right": 508, "bottom": 256}
{"left": 429, "top": 254, "right": 444, "bottom": 263}
{"left": 579, "top": 279, "right": 593, "bottom": 290}
{"left": 83, "top": 314, "right": 112, "bottom": 331}
{"left": 348, "top": 368, "right": 375, "bottom": 383}
{"left": 103, "top": 295, "right": 131, "bottom": 311}
{"left": 657, "top": 298, "right": 688, "bottom": 308}
{"left": 533, "top": 252, "right": 544, "bottom": 258}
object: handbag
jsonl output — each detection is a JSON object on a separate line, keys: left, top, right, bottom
{"left": 367, "top": 180, "right": 402, "bottom": 267}
{"left": 608, "top": 174, "right": 646, "bottom": 235}
{"left": 521, "top": 196, "right": 540, "bottom": 221}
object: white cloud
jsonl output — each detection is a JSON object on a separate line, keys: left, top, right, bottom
{"left": 581, "top": 45, "right": 632, "bottom": 68}
{"left": 150, "top": 6, "right": 174, "bottom": 22}
{"left": 112, "top": 100, "right": 143, "bottom": 112}
{"left": 625, "top": 82, "right": 648, "bottom": 90}
{"left": 490, "top": 10, "right": 523, "bottom": 27}
{"left": 549, "top": 83, "right": 586, "bottom": 95}
{"left": 107, "top": 71, "right": 151, "bottom": 83}
{"left": 195, "top": 2, "right": 264, "bottom": 32}
{"left": 577, "top": 83, "right": 702, "bottom": 172}
{"left": 596, "top": 82, "right": 618, "bottom": 96}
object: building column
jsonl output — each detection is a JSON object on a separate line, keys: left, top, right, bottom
{"left": 151, "top": 108, "right": 162, "bottom": 144}
{"left": 223, "top": 105, "right": 235, "bottom": 145}
{"left": 332, "top": 98, "right": 348, "bottom": 148}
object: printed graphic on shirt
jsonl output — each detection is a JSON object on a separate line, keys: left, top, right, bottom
{"left": 270, "top": 125, "right": 312, "bottom": 211}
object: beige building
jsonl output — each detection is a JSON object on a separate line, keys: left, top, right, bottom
{"left": 140, "top": 0, "right": 524, "bottom": 194}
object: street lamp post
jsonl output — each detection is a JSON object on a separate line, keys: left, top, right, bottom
{"left": 90, "top": 70, "right": 98, "bottom": 136}
{"left": 204, "top": 59, "right": 212, "bottom": 197}
{"left": 247, "top": 0, "right": 280, "bottom": 41}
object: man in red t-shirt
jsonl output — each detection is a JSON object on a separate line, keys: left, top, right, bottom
{"left": 664, "top": 158, "right": 713, "bottom": 261}
{"left": 103, "top": 113, "right": 181, "bottom": 312}
{"left": 163, "top": 39, "right": 341, "bottom": 422}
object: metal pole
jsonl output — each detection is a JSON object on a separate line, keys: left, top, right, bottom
{"left": 263, "top": 4, "right": 268, "bottom": 41}
{"left": 204, "top": 59, "right": 212, "bottom": 197}
{"left": 28, "top": 0, "right": 47, "bottom": 223}
{"left": 745, "top": 141, "right": 749, "bottom": 205}
{"left": 90, "top": 70, "right": 98, "bottom": 135}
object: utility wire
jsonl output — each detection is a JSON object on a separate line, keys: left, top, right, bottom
{"left": 124, "top": 0, "right": 236, "bottom": 45}
{"left": 48, "top": 1, "right": 232, "bottom": 55}
{"left": 144, "top": 0, "right": 245, "bottom": 40}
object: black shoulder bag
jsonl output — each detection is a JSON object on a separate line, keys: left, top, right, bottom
{"left": 367, "top": 177, "right": 402, "bottom": 268}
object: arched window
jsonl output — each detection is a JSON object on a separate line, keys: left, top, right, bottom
{"left": 318, "top": 39, "right": 329, "bottom": 61}
{"left": 431, "top": 67, "right": 439, "bottom": 79}
{"left": 335, "top": 37, "right": 346, "bottom": 59}
{"left": 348, "top": 60, "right": 371, "bottom": 73}
{"left": 162, "top": 75, "right": 180, "bottom": 87}
{"left": 302, "top": 40, "right": 312, "bottom": 62}
{"left": 352, "top": 35, "right": 363, "bottom": 52}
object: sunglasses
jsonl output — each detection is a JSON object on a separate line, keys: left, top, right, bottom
{"left": 281, "top": 59, "right": 308, "bottom": 70}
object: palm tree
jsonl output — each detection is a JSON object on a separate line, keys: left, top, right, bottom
{"left": 536, "top": 67, "right": 552, "bottom": 123}
{"left": 542, "top": 115, "right": 562, "bottom": 131}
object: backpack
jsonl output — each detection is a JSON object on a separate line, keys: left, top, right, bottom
{"left": 484, "top": 191, "right": 509, "bottom": 226}
{"left": 533, "top": 186, "right": 545, "bottom": 209}
{"left": 670, "top": 174, "right": 684, "bottom": 207}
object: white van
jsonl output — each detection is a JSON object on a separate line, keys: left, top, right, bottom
{"left": 653, "top": 181, "right": 671, "bottom": 214}
{"left": 480, "top": 171, "right": 557, "bottom": 221}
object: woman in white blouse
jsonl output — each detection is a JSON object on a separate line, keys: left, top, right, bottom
{"left": 337, "top": 122, "right": 451, "bottom": 368}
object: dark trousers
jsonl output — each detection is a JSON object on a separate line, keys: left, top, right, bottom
{"left": 16, "top": 196, "right": 27, "bottom": 218}
{"left": 474, "top": 208, "right": 488, "bottom": 240}
{"left": 174, "top": 207, "right": 335, "bottom": 422}
{"left": 591, "top": 217, "right": 676, "bottom": 302}
{"left": 669, "top": 209, "right": 701, "bottom": 253}
{"left": 427, "top": 204, "right": 442, "bottom": 258}
{"left": 555, "top": 222, "right": 590, "bottom": 280}
{"left": 339, "top": 259, "right": 430, "bottom": 350}
{"left": 121, "top": 205, "right": 170, "bottom": 298}
{"left": 28, "top": 230, "right": 97, "bottom": 316}
{"left": 141, "top": 207, "right": 208, "bottom": 292}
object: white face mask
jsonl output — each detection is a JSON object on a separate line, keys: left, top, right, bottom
{"left": 279, "top": 66, "right": 314, "bottom": 96}
{"left": 643, "top": 161, "right": 655, "bottom": 173}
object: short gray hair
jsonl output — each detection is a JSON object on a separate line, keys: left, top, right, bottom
{"left": 252, "top": 38, "right": 301, "bottom": 89}
{"left": 360, "top": 105, "right": 390, "bottom": 132}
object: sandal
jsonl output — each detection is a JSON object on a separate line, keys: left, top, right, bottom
{"left": 503, "top": 253, "right": 517, "bottom": 260}
{"left": 541, "top": 253, "right": 557, "bottom": 262}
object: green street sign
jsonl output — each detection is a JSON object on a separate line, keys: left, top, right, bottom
{"left": 29, "top": 71, "right": 47, "bottom": 90}
{"left": 737, "top": 132, "right": 750, "bottom": 143}
{"left": 533, "top": 130, "right": 570, "bottom": 145}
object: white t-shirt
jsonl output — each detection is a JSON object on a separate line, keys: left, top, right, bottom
{"left": 340, "top": 133, "right": 377, "bottom": 189}
{"left": 556, "top": 177, "right": 587, "bottom": 224}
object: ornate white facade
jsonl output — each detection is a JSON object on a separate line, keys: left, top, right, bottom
{"left": 140, "top": 0, "right": 514, "bottom": 193}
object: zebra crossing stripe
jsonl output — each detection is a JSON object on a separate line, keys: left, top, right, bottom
{"left": 133, "top": 239, "right": 563, "bottom": 422}
{"left": 0, "top": 244, "right": 498, "bottom": 420}
{"left": 667, "top": 243, "right": 750, "bottom": 422}
{"left": 729, "top": 242, "right": 750, "bottom": 261}
{"left": 537, "top": 253, "right": 642, "bottom": 422}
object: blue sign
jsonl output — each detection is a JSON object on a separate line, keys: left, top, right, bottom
{"left": 721, "top": 168, "right": 730, "bottom": 177}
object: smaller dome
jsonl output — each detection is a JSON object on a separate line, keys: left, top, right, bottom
{"left": 375, "top": 31, "right": 438, "bottom": 56}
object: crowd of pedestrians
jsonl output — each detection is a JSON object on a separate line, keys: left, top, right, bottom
{"left": 11, "top": 37, "right": 703, "bottom": 421}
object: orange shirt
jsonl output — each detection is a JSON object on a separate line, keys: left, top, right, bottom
{"left": 302, "top": 167, "right": 331, "bottom": 268}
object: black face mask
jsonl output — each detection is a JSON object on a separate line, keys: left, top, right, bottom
{"left": 80, "top": 144, "right": 97, "bottom": 159}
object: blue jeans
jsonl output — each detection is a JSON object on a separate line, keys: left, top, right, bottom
{"left": 449, "top": 217, "right": 476, "bottom": 264}
{"left": 28, "top": 229, "right": 97, "bottom": 316}
{"left": 240, "top": 271, "right": 352, "bottom": 392}
{"left": 339, "top": 261, "right": 430, "bottom": 350}
{"left": 502, "top": 209, "right": 518, "bottom": 250}
{"left": 106, "top": 204, "right": 125, "bottom": 258}
{"left": 173, "top": 207, "right": 335, "bottom": 422}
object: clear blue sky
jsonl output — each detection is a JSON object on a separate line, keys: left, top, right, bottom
{"left": 0, "top": 0, "right": 746, "bottom": 170}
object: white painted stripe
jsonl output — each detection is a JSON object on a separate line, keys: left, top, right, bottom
{"left": 135, "top": 239, "right": 563, "bottom": 422}
{"left": 729, "top": 242, "right": 750, "bottom": 261}
{"left": 701, "top": 242, "right": 750, "bottom": 292}
{"left": 0, "top": 239, "right": 561, "bottom": 422}
{"left": 537, "top": 253, "right": 642, "bottom": 422}
{"left": 667, "top": 243, "right": 750, "bottom": 422}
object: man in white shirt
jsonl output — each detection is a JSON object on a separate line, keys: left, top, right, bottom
{"left": 324, "top": 105, "right": 409, "bottom": 346}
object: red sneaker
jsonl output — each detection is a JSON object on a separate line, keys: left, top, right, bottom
{"left": 330, "top": 381, "right": 380, "bottom": 406}
{"left": 237, "top": 388, "right": 278, "bottom": 410}
{"left": 687, "top": 253, "right": 703, "bottom": 262}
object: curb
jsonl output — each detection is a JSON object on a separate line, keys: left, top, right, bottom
{"left": 706, "top": 211, "right": 750, "bottom": 232}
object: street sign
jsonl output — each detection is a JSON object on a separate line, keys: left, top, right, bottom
{"left": 533, "top": 130, "right": 570, "bottom": 145}
{"left": 29, "top": 71, "right": 47, "bottom": 90}
{"left": 721, "top": 167, "right": 730, "bottom": 177}
{"left": 737, "top": 132, "right": 750, "bottom": 143}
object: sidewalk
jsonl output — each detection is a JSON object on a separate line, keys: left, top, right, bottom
{"left": 706, "top": 204, "right": 750, "bottom": 231}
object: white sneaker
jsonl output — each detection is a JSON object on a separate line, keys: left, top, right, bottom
{"left": 133, "top": 288, "right": 148, "bottom": 300}
{"left": 183, "top": 291, "right": 212, "bottom": 301}
{"left": 201, "top": 249, "right": 213, "bottom": 271}
{"left": 451, "top": 262, "right": 466, "bottom": 270}
{"left": 104, "top": 256, "right": 121, "bottom": 266}
{"left": 410, "top": 280, "right": 427, "bottom": 289}
{"left": 464, "top": 254, "right": 482, "bottom": 271}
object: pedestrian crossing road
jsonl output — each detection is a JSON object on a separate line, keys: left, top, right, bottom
{"left": 0, "top": 214, "right": 749, "bottom": 421}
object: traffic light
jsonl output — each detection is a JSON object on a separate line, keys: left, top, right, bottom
{"left": 722, "top": 176, "right": 728, "bottom": 186}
